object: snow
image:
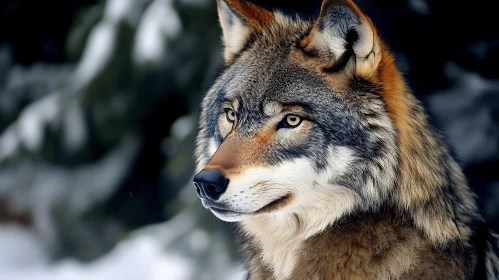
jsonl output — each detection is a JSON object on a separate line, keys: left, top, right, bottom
{"left": 72, "top": 22, "right": 117, "bottom": 88}
{"left": 105, "top": 0, "right": 143, "bottom": 26}
{"left": 171, "top": 115, "right": 195, "bottom": 140}
{"left": 0, "top": 93, "right": 60, "bottom": 160}
{"left": 0, "top": 135, "right": 140, "bottom": 251}
{"left": 0, "top": 210, "right": 246, "bottom": 280}
{"left": 0, "top": 125, "right": 18, "bottom": 160}
{"left": 133, "top": 0, "right": 182, "bottom": 65}
{"left": 73, "top": 0, "right": 144, "bottom": 88}
{"left": 0, "top": 225, "right": 47, "bottom": 268}
{"left": 17, "top": 93, "right": 59, "bottom": 151}
{"left": 62, "top": 101, "right": 87, "bottom": 151}
{"left": 65, "top": 135, "right": 139, "bottom": 214}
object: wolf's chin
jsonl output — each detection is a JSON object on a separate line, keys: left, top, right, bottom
{"left": 209, "top": 193, "right": 294, "bottom": 222}
{"left": 210, "top": 209, "right": 252, "bottom": 222}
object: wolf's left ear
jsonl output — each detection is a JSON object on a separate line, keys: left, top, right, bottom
{"left": 217, "top": 0, "right": 275, "bottom": 63}
{"left": 301, "top": 0, "right": 381, "bottom": 78}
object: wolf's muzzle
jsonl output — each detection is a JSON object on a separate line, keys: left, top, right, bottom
{"left": 193, "top": 169, "right": 229, "bottom": 201}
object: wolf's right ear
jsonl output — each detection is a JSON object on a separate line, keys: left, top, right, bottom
{"left": 300, "top": 0, "right": 381, "bottom": 79}
{"left": 217, "top": 0, "right": 275, "bottom": 63}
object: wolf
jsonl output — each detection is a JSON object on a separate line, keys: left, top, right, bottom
{"left": 193, "top": 0, "right": 499, "bottom": 279}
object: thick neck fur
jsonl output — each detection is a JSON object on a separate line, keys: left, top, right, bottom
{"left": 376, "top": 43, "right": 479, "bottom": 244}
{"left": 240, "top": 191, "right": 359, "bottom": 279}
{"left": 241, "top": 211, "right": 476, "bottom": 280}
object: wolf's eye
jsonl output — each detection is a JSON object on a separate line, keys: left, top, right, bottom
{"left": 225, "top": 108, "right": 236, "bottom": 122}
{"left": 283, "top": 114, "right": 302, "bottom": 128}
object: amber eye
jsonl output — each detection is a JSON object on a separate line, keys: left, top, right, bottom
{"left": 284, "top": 114, "right": 302, "bottom": 128}
{"left": 225, "top": 108, "right": 236, "bottom": 122}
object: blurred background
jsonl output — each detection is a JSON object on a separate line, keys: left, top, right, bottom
{"left": 0, "top": 0, "right": 497, "bottom": 279}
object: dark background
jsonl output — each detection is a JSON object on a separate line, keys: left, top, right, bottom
{"left": 0, "top": 0, "right": 498, "bottom": 278}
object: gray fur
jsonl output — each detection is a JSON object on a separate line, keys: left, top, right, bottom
{"left": 194, "top": 0, "right": 499, "bottom": 278}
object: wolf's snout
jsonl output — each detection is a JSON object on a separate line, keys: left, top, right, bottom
{"left": 193, "top": 169, "right": 229, "bottom": 201}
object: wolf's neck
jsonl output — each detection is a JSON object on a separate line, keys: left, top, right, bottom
{"left": 241, "top": 211, "right": 475, "bottom": 279}
{"left": 240, "top": 205, "right": 351, "bottom": 279}
{"left": 240, "top": 212, "right": 316, "bottom": 279}
{"left": 240, "top": 186, "right": 359, "bottom": 279}
{"left": 377, "top": 48, "right": 478, "bottom": 244}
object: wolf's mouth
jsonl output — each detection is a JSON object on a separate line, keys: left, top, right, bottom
{"left": 209, "top": 206, "right": 245, "bottom": 214}
{"left": 208, "top": 193, "right": 292, "bottom": 217}
{"left": 255, "top": 193, "right": 292, "bottom": 214}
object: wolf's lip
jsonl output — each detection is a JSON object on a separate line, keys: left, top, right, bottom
{"left": 205, "top": 194, "right": 292, "bottom": 216}
{"left": 209, "top": 206, "right": 246, "bottom": 215}
{"left": 201, "top": 199, "right": 234, "bottom": 211}
{"left": 255, "top": 193, "right": 292, "bottom": 214}
{"left": 201, "top": 199, "right": 247, "bottom": 215}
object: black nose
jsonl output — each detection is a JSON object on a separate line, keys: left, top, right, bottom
{"left": 193, "top": 169, "right": 229, "bottom": 201}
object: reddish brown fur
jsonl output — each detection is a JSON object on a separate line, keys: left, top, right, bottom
{"left": 224, "top": 0, "right": 275, "bottom": 30}
{"left": 376, "top": 41, "right": 472, "bottom": 243}
{"left": 299, "top": 35, "right": 310, "bottom": 49}
{"left": 205, "top": 134, "right": 272, "bottom": 175}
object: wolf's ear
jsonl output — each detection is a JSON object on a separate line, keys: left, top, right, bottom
{"left": 217, "top": 0, "right": 275, "bottom": 62}
{"left": 301, "top": 0, "right": 381, "bottom": 78}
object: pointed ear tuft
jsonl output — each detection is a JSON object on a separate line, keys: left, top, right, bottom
{"left": 217, "top": 0, "right": 275, "bottom": 63}
{"left": 301, "top": 0, "right": 381, "bottom": 78}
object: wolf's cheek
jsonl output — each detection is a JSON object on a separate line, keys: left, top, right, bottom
{"left": 218, "top": 154, "right": 355, "bottom": 214}
{"left": 216, "top": 162, "right": 311, "bottom": 213}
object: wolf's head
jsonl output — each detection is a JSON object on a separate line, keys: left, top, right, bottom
{"left": 194, "top": 0, "right": 400, "bottom": 227}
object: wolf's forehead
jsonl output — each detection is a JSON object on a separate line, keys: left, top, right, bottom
{"left": 222, "top": 62, "right": 331, "bottom": 106}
